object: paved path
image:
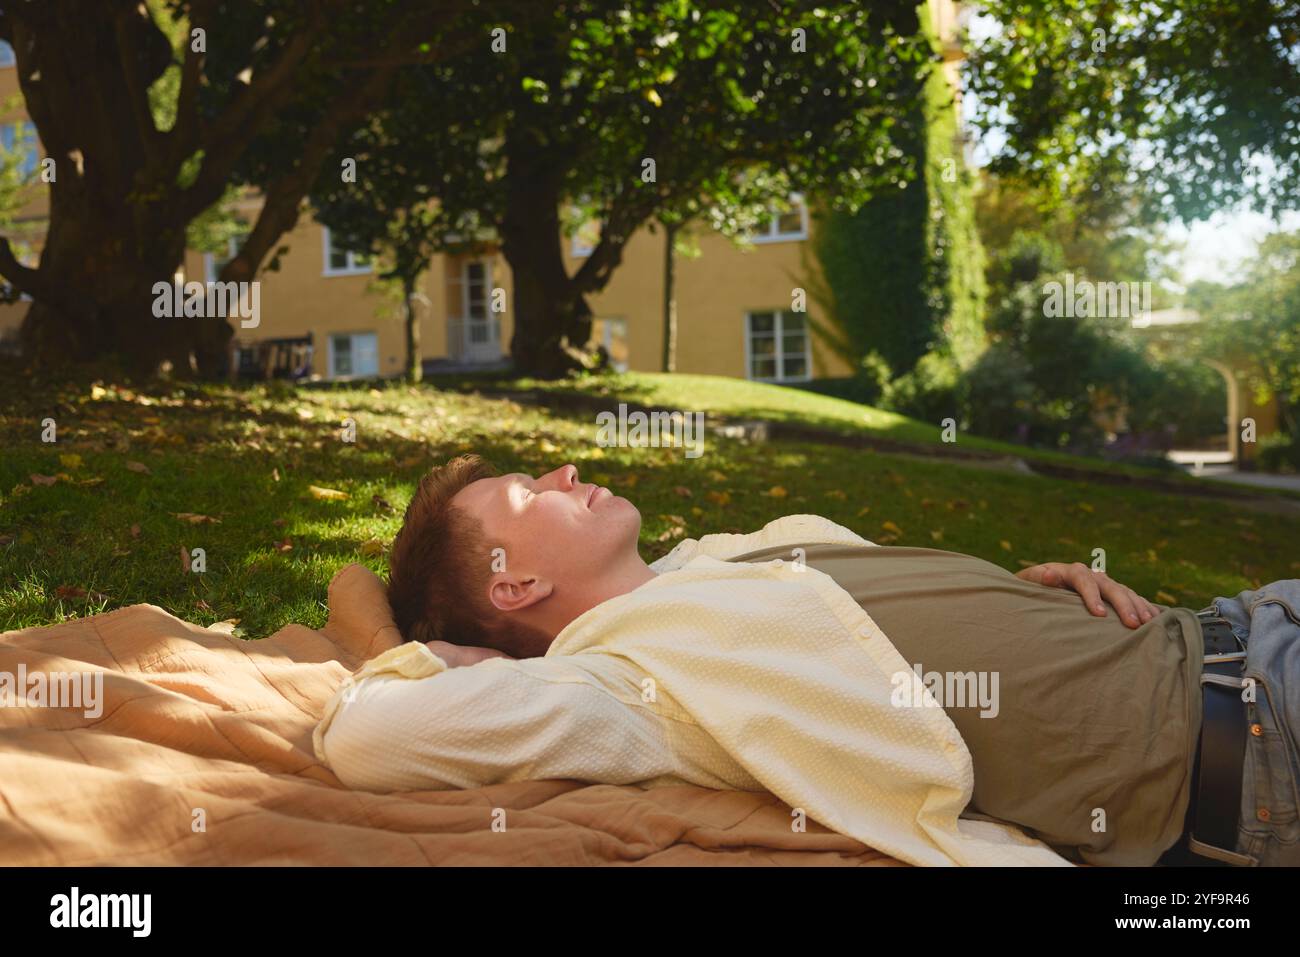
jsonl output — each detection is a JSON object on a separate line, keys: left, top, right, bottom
{"left": 1179, "top": 463, "right": 1300, "bottom": 493}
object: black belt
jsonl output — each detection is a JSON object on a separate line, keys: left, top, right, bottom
{"left": 1179, "top": 614, "right": 1254, "bottom": 865}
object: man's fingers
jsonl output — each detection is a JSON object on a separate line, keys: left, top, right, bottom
{"left": 1068, "top": 565, "right": 1106, "bottom": 616}
{"left": 1099, "top": 579, "right": 1143, "bottom": 628}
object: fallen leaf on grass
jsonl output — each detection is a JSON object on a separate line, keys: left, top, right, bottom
{"left": 129, "top": 524, "right": 141, "bottom": 539}
{"left": 55, "top": 585, "right": 86, "bottom": 599}
{"left": 372, "top": 494, "right": 394, "bottom": 513}
{"left": 881, "top": 520, "right": 902, "bottom": 535}
{"left": 359, "top": 538, "right": 386, "bottom": 557}
{"left": 308, "top": 485, "right": 348, "bottom": 501}
{"left": 273, "top": 537, "right": 293, "bottom": 553}
{"left": 207, "top": 619, "right": 242, "bottom": 635}
{"left": 175, "top": 512, "right": 220, "bottom": 524}
{"left": 1000, "top": 540, "right": 1013, "bottom": 551}
{"left": 59, "top": 454, "right": 82, "bottom": 469}
{"left": 125, "top": 461, "right": 151, "bottom": 474}
{"left": 673, "top": 486, "right": 693, "bottom": 498}
{"left": 705, "top": 490, "right": 731, "bottom": 506}
{"left": 180, "top": 546, "right": 190, "bottom": 572}
{"left": 30, "top": 473, "right": 59, "bottom": 486}
{"left": 764, "top": 486, "right": 788, "bottom": 498}
{"left": 1155, "top": 590, "right": 1179, "bottom": 605}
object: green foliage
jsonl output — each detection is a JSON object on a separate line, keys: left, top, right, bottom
{"left": 1193, "top": 231, "right": 1300, "bottom": 438}
{"left": 922, "top": 45, "right": 985, "bottom": 367}
{"left": 286, "top": 1, "right": 945, "bottom": 375}
{"left": 883, "top": 350, "right": 962, "bottom": 424}
{"left": 963, "top": 274, "right": 1225, "bottom": 452}
{"left": 965, "top": 0, "right": 1300, "bottom": 221}
{"left": 1257, "top": 432, "right": 1300, "bottom": 473}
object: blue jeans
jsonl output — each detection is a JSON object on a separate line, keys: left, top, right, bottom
{"left": 1204, "top": 580, "right": 1300, "bottom": 866}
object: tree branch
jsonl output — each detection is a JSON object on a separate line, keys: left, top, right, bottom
{"left": 0, "top": 236, "right": 97, "bottom": 324}
{"left": 112, "top": 4, "right": 163, "bottom": 156}
{"left": 169, "top": 0, "right": 218, "bottom": 159}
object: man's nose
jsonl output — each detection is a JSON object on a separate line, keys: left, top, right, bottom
{"left": 541, "top": 463, "right": 578, "bottom": 491}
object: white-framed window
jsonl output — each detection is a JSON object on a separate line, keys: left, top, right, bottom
{"left": 1, "top": 121, "right": 37, "bottom": 179}
{"left": 328, "top": 332, "right": 379, "bottom": 379}
{"left": 746, "top": 193, "right": 808, "bottom": 244}
{"left": 745, "top": 309, "right": 810, "bottom": 382}
{"left": 0, "top": 42, "right": 15, "bottom": 69}
{"left": 321, "top": 225, "right": 371, "bottom": 276}
{"left": 203, "top": 233, "right": 245, "bottom": 284}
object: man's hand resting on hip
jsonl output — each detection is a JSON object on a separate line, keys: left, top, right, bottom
{"left": 1015, "top": 562, "right": 1159, "bottom": 629}
{"left": 424, "top": 640, "right": 516, "bottom": 668}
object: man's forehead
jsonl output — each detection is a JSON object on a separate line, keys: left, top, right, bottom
{"left": 451, "top": 472, "right": 524, "bottom": 511}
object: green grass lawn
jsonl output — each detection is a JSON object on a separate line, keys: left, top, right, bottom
{"left": 2, "top": 366, "right": 1297, "bottom": 639}
{"left": 516, "top": 370, "right": 1300, "bottom": 495}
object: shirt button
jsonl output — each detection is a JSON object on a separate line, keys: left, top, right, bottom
{"left": 1257, "top": 807, "right": 1271, "bottom": 822}
{"left": 1250, "top": 723, "right": 1264, "bottom": 737}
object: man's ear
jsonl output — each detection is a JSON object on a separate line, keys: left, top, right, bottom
{"left": 487, "top": 574, "right": 553, "bottom": 613}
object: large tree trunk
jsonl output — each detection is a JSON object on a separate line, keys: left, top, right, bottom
{"left": 498, "top": 128, "right": 593, "bottom": 379}
{"left": 2, "top": 2, "right": 231, "bottom": 375}
{"left": 0, "top": 0, "right": 439, "bottom": 378}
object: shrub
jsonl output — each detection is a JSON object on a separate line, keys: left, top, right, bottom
{"left": 883, "top": 350, "right": 961, "bottom": 424}
{"left": 1256, "top": 432, "right": 1300, "bottom": 473}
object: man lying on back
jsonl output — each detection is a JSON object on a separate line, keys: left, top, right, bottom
{"left": 314, "top": 455, "right": 1297, "bottom": 867}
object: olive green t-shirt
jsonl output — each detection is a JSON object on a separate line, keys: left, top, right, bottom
{"left": 729, "top": 543, "right": 1204, "bottom": 867}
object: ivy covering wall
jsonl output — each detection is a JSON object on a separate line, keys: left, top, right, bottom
{"left": 808, "top": 0, "right": 985, "bottom": 380}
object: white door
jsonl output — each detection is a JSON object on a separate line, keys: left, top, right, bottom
{"left": 461, "top": 261, "right": 500, "bottom": 363}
